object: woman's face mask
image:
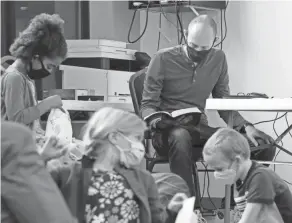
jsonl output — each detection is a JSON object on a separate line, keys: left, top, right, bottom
{"left": 115, "top": 134, "right": 145, "bottom": 168}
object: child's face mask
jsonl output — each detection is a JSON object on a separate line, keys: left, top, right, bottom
{"left": 114, "top": 134, "right": 145, "bottom": 168}
{"left": 214, "top": 161, "right": 238, "bottom": 182}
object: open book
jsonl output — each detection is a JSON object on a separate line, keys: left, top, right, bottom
{"left": 144, "top": 107, "right": 201, "bottom": 122}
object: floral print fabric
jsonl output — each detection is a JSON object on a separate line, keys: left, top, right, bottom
{"left": 85, "top": 170, "right": 140, "bottom": 223}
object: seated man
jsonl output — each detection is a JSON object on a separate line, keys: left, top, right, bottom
{"left": 203, "top": 128, "right": 292, "bottom": 223}
{"left": 140, "top": 14, "right": 275, "bottom": 197}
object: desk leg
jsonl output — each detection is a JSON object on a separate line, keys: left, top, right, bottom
{"left": 224, "top": 111, "right": 234, "bottom": 223}
{"left": 224, "top": 184, "right": 231, "bottom": 223}
{"left": 228, "top": 111, "right": 234, "bottom": 128}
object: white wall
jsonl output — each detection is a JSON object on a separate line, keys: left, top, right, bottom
{"left": 89, "top": 0, "right": 140, "bottom": 50}
{"left": 224, "top": 1, "right": 292, "bottom": 191}
{"left": 139, "top": 1, "right": 292, "bottom": 197}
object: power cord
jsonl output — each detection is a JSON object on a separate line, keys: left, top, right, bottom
{"left": 272, "top": 113, "right": 284, "bottom": 172}
{"left": 284, "top": 179, "right": 292, "bottom": 186}
{"left": 175, "top": 2, "right": 180, "bottom": 44}
{"left": 214, "top": 0, "right": 229, "bottom": 48}
{"left": 253, "top": 112, "right": 287, "bottom": 126}
{"left": 175, "top": 5, "right": 186, "bottom": 44}
{"left": 254, "top": 111, "right": 292, "bottom": 184}
{"left": 200, "top": 168, "right": 207, "bottom": 203}
{"left": 220, "top": 9, "right": 223, "bottom": 50}
{"left": 283, "top": 113, "right": 292, "bottom": 186}
{"left": 203, "top": 165, "right": 217, "bottom": 210}
{"left": 160, "top": 6, "right": 181, "bottom": 31}
{"left": 157, "top": 9, "right": 162, "bottom": 51}
{"left": 180, "top": 10, "right": 184, "bottom": 44}
{"left": 285, "top": 113, "right": 292, "bottom": 138}
{"left": 200, "top": 162, "right": 225, "bottom": 219}
{"left": 127, "top": 2, "right": 150, "bottom": 44}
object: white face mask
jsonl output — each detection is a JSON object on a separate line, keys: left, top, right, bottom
{"left": 214, "top": 161, "right": 238, "bottom": 182}
{"left": 214, "top": 169, "right": 236, "bottom": 181}
{"left": 115, "top": 135, "right": 145, "bottom": 168}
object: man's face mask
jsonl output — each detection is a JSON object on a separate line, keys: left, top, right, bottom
{"left": 214, "top": 160, "right": 238, "bottom": 182}
{"left": 114, "top": 134, "right": 145, "bottom": 168}
{"left": 186, "top": 45, "right": 210, "bottom": 63}
{"left": 185, "top": 32, "right": 216, "bottom": 63}
{"left": 28, "top": 57, "right": 51, "bottom": 80}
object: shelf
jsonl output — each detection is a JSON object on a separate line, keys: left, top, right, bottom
{"left": 132, "top": 1, "right": 226, "bottom": 14}
{"left": 61, "top": 100, "right": 134, "bottom": 112}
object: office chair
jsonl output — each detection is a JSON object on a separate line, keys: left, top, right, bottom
{"left": 129, "top": 68, "right": 211, "bottom": 210}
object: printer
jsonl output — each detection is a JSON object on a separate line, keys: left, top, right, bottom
{"left": 58, "top": 39, "right": 141, "bottom": 103}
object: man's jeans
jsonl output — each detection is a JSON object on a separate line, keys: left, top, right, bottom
{"left": 152, "top": 124, "right": 276, "bottom": 196}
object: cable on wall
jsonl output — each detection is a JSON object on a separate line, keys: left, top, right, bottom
{"left": 127, "top": 2, "right": 150, "bottom": 44}
{"left": 157, "top": 9, "right": 162, "bottom": 51}
{"left": 214, "top": 1, "right": 228, "bottom": 48}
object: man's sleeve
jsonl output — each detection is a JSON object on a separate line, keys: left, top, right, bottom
{"left": 1, "top": 124, "right": 76, "bottom": 223}
{"left": 140, "top": 53, "right": 165, "bottom": 119}
{"left": 4, "top": 73, "right": 40, "bottom": 124}
{"left": 212, "top": 52, "right": 248, "bottom": 129}
{"left": 246, "top": 171, "right": 275, "bottom": 204}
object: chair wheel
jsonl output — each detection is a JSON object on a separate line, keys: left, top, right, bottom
{"left": 217, "top": 211, "right": 224, "bottom": 219}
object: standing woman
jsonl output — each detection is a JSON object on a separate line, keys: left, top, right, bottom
{"left": 1, "top": 13, "right": 67, "bottom": 141}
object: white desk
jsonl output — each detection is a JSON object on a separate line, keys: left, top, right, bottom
{"left": 206, "top": 98, "right": 292, "bottom": 112}
{"left": 61, "top": 100, "right": 134, "bottom": 112}
{"left": 205, "top": 98, "right": 292, "bottom": 223}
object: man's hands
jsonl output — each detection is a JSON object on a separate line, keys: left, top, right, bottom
{"left": 149, "top": 117, "right": 178, "bottom": 130}
{"left": 245, "top": 125, "right": 274, "bottom": 146}
{"left": 40, "top": 136, "right": 68, "bottom": 162}
{"left": 149, "top": 115, "right": 193, "bottom": 130}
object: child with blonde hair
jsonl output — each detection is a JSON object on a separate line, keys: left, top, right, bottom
{"left": 203, "top": 128, "right": 292, "bottom": 223}
{"left": 48, "top": 107, "right": 190, "bottom": 223}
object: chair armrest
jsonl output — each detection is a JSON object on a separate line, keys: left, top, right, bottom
{"left": 250, "top": 143, "right": 274, "bottom": 152}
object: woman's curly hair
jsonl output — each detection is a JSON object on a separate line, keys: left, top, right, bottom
{"left": 9, "top": 13, "right": 67, "bottom": 60}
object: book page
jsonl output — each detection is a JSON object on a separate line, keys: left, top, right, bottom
{"left": 143, "top": 111, "right": 172, "bottom": 121}
{"left": 171, "top": 107, "right": 201, "bottom": 118}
